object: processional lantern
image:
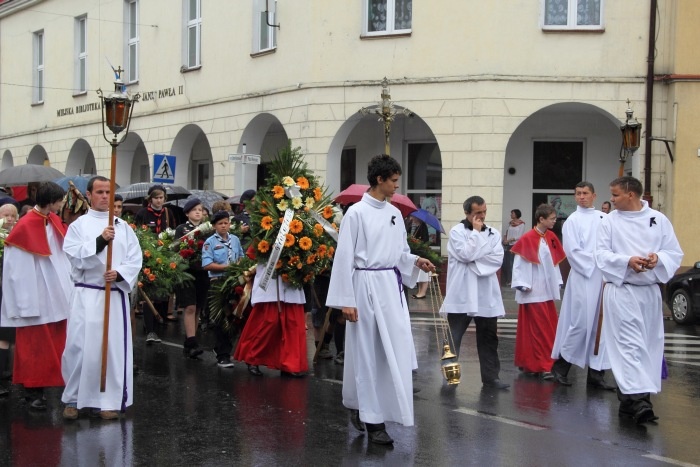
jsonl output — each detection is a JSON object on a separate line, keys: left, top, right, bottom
{"left": 618, "top": 99, "right": 642, "bottom": 176}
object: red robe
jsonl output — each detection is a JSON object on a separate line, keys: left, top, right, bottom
{"left": 511, "top": 229, "right": 565, "bottom": 373}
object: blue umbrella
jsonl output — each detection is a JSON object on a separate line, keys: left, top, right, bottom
{"left": 409, "top": 208, "right": 445, "bottom": 233}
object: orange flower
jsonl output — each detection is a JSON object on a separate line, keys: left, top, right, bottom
{"left": 148, "top": 274, "right": 156, "bottom": 281}
{"left": 272, "top": 185, "right": 285, "bottom": 199}
{"left": 284, "top": 234, "right": 295, "bottom": 247}
{"left": 260, "top": 206, "right": 268, "bottom": 214}
{"left": 296, "top": 176, "right": 310, "bottom": 189}
{"left": 169, "top": 262, "right": 177, "bottom": 269}
{"left": 156, "top": 258, "right": 162, "bottom": 264}
{"left": 299, "top": 236, "right": 313, "bottom": 251}
{"left": 257, "top": 240, "right": 270, "bottom": 253}
{"left": 303, "top": 273, "right": 314, "bottom": 283}
{"left": 313, "top": 187, "right": 322, "bottom": 202}
{"left": 306, "top": 254, "right": 317, "bottom": 265}
{"left": 313, "top": 224, "right": 324, "bottom": 237}
{"left": 317, "top": 245, "right": 327, "bottom": 258}
{"left": 144, "top": 250, "right": 152, "bottom": 258}
{"left": 141, "top": 225, "right": 149, "bottom": 231}
{"left": 157, "top": 240, "right": 164, "bottom": 246}
{"left": 279, "top": 217, "right": 284, "bottom": 224}
{"left": 143, "top": 268, "right": 151, "bottom": 275}
{"left": 289, "top": 219, "right": 303, "bottom": 234}
{"left": 138, "top": 281, "right": 143, "bottom": 288}
{"left": 275, "top": 260, "right": 283, "bottom": 269}
{"left": 129, "top": 223, "right": 137, "bottom": 229}
{"left": 328, "top": 246, "right": 335, "bottom": 257}
{"left": 288, "top": 256, "right": 300, "bottom": 266}
{"left": 322, "top": 205, "right": 334, "bottom": 219}
{"left": 261, "top": 216, "right": 274, "bottom": 230}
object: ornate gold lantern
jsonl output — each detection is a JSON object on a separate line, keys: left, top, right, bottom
{"left": 428, "top": 273, "right": 461, "bottom": 385}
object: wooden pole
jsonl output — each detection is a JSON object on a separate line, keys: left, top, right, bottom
{"left": 100, "top": 138, "right": 118, "bottom": 392}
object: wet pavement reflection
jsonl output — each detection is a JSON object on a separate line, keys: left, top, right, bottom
{"left": 1, "top": 314, "right": 699, "bottom": 466}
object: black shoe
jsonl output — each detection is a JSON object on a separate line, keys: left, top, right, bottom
{"left": 551, "top": 370, "right": 572, "bottom": 386}
{"left": 247, "top": 365, "right": 263, "bottom": 376}
{"left": 183, "top": 346, "right": 203, "bottom": 359}
{"left": 587, "top": 378, "right": 617, "bottom": 391}
{"left": 280, "top": 371, "right": 306, "bottom": 378}
{"left": 349, "top": 409, "right": 365, "bottom": 432}
{"left": 482, "top": 379, "right": 510, "bottom": 390}
{"left": 28, "top": 398, "right": 47, "bottom": 411}
{"left": 633, "top": 407, "right": 659, "bottom": 424}
{"left": 368, "top": 429, "right": 394, "bottom": 445}
{"left": 0, "top": 386, "right": 9, "bottom": 398}
{"left": 541, "top": 372, "right": 554, "bottom": 381}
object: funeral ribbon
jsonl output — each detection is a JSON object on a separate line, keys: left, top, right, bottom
{"left": 309, "top": 208, "right": 339, "bottom": 242}
{"left": 259, "top": 208, "right": 295, "bottom": 291}
{"left": 232, "top": 266, "right": 256, "bottom": 318}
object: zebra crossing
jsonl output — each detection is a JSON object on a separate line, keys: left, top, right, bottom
{"left": 411, "top": 316, "right": 700, "bottom": 367}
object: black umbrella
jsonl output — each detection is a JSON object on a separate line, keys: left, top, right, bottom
{"left": 167, "top": 189, "right": 228, "bottom": 212}
{"left": 115, "top": 182, "right": 191, "bottom": 203}
{"left": 0, "top": 164, "right": 65, "bottom": 186}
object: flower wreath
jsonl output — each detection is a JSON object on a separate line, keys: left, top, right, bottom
{"left": 247, "top": 141, "right": 338, "bottom": 289}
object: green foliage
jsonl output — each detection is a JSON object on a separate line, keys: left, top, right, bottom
{"left": 407, "top": 236, "right": 443, "bottom": 271}
{"left": 207, "top": 256, "right": 256, "bottom": 335}
{"left": 132, "top": 225, "right": 193, "bottom": 300}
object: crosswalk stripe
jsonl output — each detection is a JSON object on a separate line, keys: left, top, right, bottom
{"left": 412, "top": 317, "right": 700, "bottom": 366}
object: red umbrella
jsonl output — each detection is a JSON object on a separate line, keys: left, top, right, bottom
{"left": 334, "top": 184, "right": 418, "bottom": 217}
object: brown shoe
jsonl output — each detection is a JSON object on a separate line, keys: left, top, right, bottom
{"left": 99, "top": 410, "right": 119, "bottom": 420}
{"left": 63, "top": 406, "right": 79, "bottom": 420}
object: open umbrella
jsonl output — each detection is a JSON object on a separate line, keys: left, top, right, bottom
{"left": 0, "top": 164, "right": 65, "bottom": 186}
{"left": 333, "top": 184, "right": 418, "bottom": 217}
{"left": 53, "top": 174, "right": 119, "bottom": 194}
{"left": 409, "top": 208, "right": 445, "bottom": 233}
{"left": 167, "top": 189, "right": 228, "bottom": 212}
{"left": 115, "top": 182, "right": 191, "bottom": 204}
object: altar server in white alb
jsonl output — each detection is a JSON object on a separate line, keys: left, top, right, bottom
{"left": 551, "top": 181, "right": 615, "bottom": 390}
{"left": 327, "top": 155, "right": 435, "bottom": 446}
{"left": 595, "top": 176, "right": 682, "bottom": 424}
{"left": 441, "top": 195, "right": 509, "bottom": 390}
{"left": 61, "top": 176, "right": 142, "bottom": 421}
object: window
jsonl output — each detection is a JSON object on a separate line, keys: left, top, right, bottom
{"left": 33, "top": 30, "right": 44, "bottom": 104}
{"left": 184, "top": 0, "right": 201, "bottom": 69}
{"left": 363, "top": 0, "right": 412, "bottom": 36}
{"left": 74, "top": 16, "right": 87, "bottom": 94}
{"left": 253, "top": 0, "right": 277, "bottom": 54}
{"left": 125, "top": 0, "right": 139, "bottom": 83}
{"left": 542, "top": 0, "right": 603, "bottom": 30}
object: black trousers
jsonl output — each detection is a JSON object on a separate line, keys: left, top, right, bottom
{"left": 447, "top": 314, "right": 501, "bottom": 383}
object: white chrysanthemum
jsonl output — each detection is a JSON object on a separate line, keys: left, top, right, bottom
{"left": 282, "top": 176, "right": 295, "bottom": 187}
{"left": 277, "top": 199, "right": 289, "bottom": 211}
{"left": 291, "top": 197, "right": 303, "bottom": 209}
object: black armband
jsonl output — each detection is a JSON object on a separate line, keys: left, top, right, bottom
{"left": 96, "top": 236, "right": 109, "bottom": 253}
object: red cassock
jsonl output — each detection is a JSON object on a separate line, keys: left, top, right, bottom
{"left": 511, "top": 229, "right": 565, "bottom": 373}
{"left": 234, "top": 302, "right": 308, "bottom": 373}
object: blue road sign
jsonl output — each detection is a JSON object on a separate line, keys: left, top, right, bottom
{"left": 153, "top": 154, "right": 176, "bottom": 184}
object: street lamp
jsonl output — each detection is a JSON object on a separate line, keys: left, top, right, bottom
{"left": 359, "top": 77, "right": 413, "bottom": 156}
{"left": 618, "top": 99, "right": 642, "bottom": 177}
{"left": 96, "top": 67, "right": 139, "bottom": 392}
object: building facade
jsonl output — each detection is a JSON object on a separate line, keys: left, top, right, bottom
{"left": 1, "top": 0, "right": 691, "bottom": 258}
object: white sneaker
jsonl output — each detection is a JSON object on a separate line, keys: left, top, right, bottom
{"left": 146, "top": 332, "right": 161, "bottom": 344}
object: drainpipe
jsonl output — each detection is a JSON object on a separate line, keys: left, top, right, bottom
{"left": 643, "top": 0, "right": 657, "bottom": 203}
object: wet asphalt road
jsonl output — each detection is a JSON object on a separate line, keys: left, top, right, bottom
{"left": 1, "top": 294, "right": 700, "bottom": 466}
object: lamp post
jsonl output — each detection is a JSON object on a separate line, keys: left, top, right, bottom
{"left": 96, "top": 67, "right": 139, "bottom": 392}
{"left": 359, "top": 77, "right": 413, "bottom": 156}
{"left": 618, "top": 99, "right": 642, "bottom": 177}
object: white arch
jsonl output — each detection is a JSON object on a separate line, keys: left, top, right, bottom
{"left": 27, "top": 145, "right": 49, "bottom": 165}
{"left": 115, "top": 132, "right": 150, "bottom": 185}
{"left": 237, "top": 114, "right": 288, "bottom": 193}
{"left": 170, "top": 124, "right": 213, "bottom": 189}
{"left": 65, "top": 139, "right": 96, "bottom": 176}
{"left": 1, "top": 150, "right": 13, "bottom": 170}
{"left": 502, "top": 102, "right": 623, "bottom": 228}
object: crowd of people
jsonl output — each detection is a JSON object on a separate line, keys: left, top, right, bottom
{"left": 0, "top": 164, "right": 684, "bottom": 448}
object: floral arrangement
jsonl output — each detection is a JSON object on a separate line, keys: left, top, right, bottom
{"left": 131, "top": 224, "right": 193, "bottom": 300}
{"left": 175, "top": 222, "right": 212, "bottom": 265}
{"left": 246, "top": 142, "right": 338, "bottom": 289}
{"left": 207, "top": 256, "right": 257, "bottom": 335}
{"left": 407, "top": 236, "right": 443, "bottom": 272}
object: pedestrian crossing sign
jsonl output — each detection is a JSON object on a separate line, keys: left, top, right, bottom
{"left": 153, "top": 154, "right": 176, "bottom": 184}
